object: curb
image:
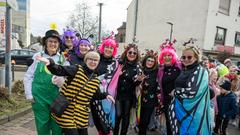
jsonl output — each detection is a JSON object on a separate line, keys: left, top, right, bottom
{"left": 0, "top": 106, "right": 32, "bottom": 125}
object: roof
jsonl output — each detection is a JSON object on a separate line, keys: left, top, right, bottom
{"left": 117, "top": 22, "right": 126, "bottom": 30}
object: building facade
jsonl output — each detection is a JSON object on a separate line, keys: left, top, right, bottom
{"left": 12, "top": 0, "right": 30, "bottom": 48}
{"left": 115, "top": 22, "right": 126, "bottom": 43}
{"left": 126, "top": 0, "right": 240, "bottom": 60}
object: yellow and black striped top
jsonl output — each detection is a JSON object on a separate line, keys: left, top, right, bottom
{"left": 52, "top": 65, "right": 100, "bottom": 128}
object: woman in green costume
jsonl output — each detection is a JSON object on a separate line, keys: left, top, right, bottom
{"left": 24, "top": 29, "right": 69, "bottom": 135}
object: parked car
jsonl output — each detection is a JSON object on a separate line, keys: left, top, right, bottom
{"left": 0, "top": 49, "right": 36, "bottom": 65}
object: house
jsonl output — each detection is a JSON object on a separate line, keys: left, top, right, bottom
{"left": 115, "top": 22, "right": 126, "bottom": 43}
{"left": 126, "top": 0, "right": 240, "bottom": 61}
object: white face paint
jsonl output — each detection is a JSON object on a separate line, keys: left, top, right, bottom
{"left": 146, "top": 57, "right": 155, "bottom": 68}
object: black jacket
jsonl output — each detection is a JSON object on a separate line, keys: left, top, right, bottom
{"left": 97, "top": 54, "right": 114, "bottom": 76}
{"left": 141, "top": 68, "right": 159, "bottom": 108}
{"left": 162, "top": 65, "right": 181, "bottom": 105}
{"left": 116, "top": 61, "right": 141, "bottom": 101}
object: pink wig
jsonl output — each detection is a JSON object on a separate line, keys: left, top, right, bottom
{"left": 159, "top": 48, "right": 178, "bottom": 65}
{"left": 158, "top": 39, "right": 178, "bottom": 65}
{"left": 99, "top": 37, "right": 118, "bottom": 57}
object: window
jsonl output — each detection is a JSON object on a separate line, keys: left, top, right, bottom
{"left": 11, "top": 50, "right": 19, "bottom": 55}
{"left": 215, "top": 27, "right": 227, "bottom": 45}
{"left": 17, "top": 0, "right": 27, "bottom": 11}
{"left": 235, "top": 32, "right": 240, "bottom": 45}
{"left": 219, "top": 0, "right": 231, "bottom": 15}
{"left": 20, "top": 50, "right": 29, "bottom": 55}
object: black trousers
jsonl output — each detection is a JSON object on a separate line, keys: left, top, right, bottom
{"left": 114, "top": 99, "right": 132, "bottom": 135}
{"left": 163, "top": 104, "right": 172, "bottom": 135}
{"left": 63, "top": 128, "right": 88, "bottom": 135}
{"left": 138, "top": 106, "right": 154, "bottom": 135}
{"left": 213, "top": 115, "right": 229, "bottom": 135}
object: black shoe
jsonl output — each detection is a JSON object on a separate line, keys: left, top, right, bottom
{"left": 134, "top": 126, "right": 139, "bottom": 133}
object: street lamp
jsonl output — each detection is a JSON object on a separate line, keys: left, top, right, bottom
{"left": 166, "top": 22, "right": 173, "bottom": 42}
{"left": 98, "top": 2, "right": 103, "bottom": 43}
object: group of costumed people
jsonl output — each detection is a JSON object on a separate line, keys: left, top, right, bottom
{"left": 24, "top": 27, "right": 225, "bottom": 135}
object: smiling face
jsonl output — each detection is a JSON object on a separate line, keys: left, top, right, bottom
{"left": 64, "top": 36, "right": 74, "bottom": 49}
{"left": 84, "top": 52, "right": 100, "bottom": 70}
{"left": 181, "top": 49, "right": 197, "bottom": 66}
{"left": 126, "top": 47, "right": 138, "bottom": 62}
{"left": 104, "top": 45, "right": 114, "bottom": 58}
{"left": 45, "top": 37, "right": 59, "bottom": 55}
{"left": 79, "top": 44, "right": 91, "bottom": 55}
{"left": 146, "top": 57, "right": 155, "bottom": 68}
{"left": 163, "top": 53, "right": 173, "bottom": 65}
{"left": 209, "top": 71, "right": 218, "bottom": 84}
{"left": 86, "top": 57, "right": 100, "bottom": 70}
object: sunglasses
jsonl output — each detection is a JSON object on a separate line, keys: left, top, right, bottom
{"left": 65, "top": 36, "right": 74, "bottom": 39}
{"left": 128, "top": 51, "right": 137, "bottom": 55}
{"left": 181, "top": 56, "right": 193, "bottom": 60}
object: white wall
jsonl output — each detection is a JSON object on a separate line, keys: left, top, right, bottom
{"left": 126, "top": 0, "right": 136, "bottom": 44}
{"left": 126, "top": 0, "right": 210, "bottom": 55}
{"left": 204, "top": 0, "right": 240, "bottom": 54}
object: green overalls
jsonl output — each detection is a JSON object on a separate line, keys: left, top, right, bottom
{"left": 32, "top": 61, "right": 62, "bottom": 135}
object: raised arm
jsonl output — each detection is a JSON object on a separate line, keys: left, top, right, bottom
{"left": 36, "top": 55, "right": 78, "bottom": 77}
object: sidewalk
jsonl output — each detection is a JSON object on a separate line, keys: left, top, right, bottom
{"left": 0, "top": 109, "right": 239, "bottom": 135}
{"left": 0, "top": 110, "right": 162, "bottom": 135}
{"left": 0, "top": 110, "right": 36, "bottom": 135}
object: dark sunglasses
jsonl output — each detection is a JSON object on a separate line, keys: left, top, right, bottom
{"left": 128, "top": 51, "right": 137, "bottom": 55}
{"left": 181, "top": 56, "right": 193, "bottom": 60}
{"left": 65, "top": 36, "right": 74, "bottom": 39}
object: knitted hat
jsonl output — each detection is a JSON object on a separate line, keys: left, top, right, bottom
{"left": 219, "top": 80, "right": 231, "bottom": 91}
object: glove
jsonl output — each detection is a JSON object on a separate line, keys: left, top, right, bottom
{"left": 52, "top": 75, "right": 65, "bottom": 87}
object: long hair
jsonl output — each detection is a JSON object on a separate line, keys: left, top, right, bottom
{"left": 120, "top": 44, "right": 140, "bottom": 64}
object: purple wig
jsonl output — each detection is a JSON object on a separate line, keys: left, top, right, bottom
{"left": 99, "top": 35, "right": 118, "bottom": 57}
{"left": 61, "top": 29, "right": 78, "bottom": 46}
{"left": 75, "top": 39, "right": 92, "bottom": 56}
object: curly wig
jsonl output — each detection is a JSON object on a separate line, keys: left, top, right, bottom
{"left": 158, "top": 39, "right": 178, "bottom": 65}
{"left": 99, "top": 37, "right": 118, "bottom": 57}
{"left": 61, "top": 29, "right": 78, "bottom": 46}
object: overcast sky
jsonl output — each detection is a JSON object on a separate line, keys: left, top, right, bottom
{"left": 30, "top": 0, "right": 132, "bottom": 36}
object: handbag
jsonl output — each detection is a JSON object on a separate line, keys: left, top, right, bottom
{"left": 50, "top": 94, "right": 69, "bottom": 116}
{"left": 50, "top": 73, "right": 94, "bottom": 116}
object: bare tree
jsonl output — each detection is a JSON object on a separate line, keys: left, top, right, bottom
{"left": 67, "top": 2, "right": 98, "bottom": 38}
